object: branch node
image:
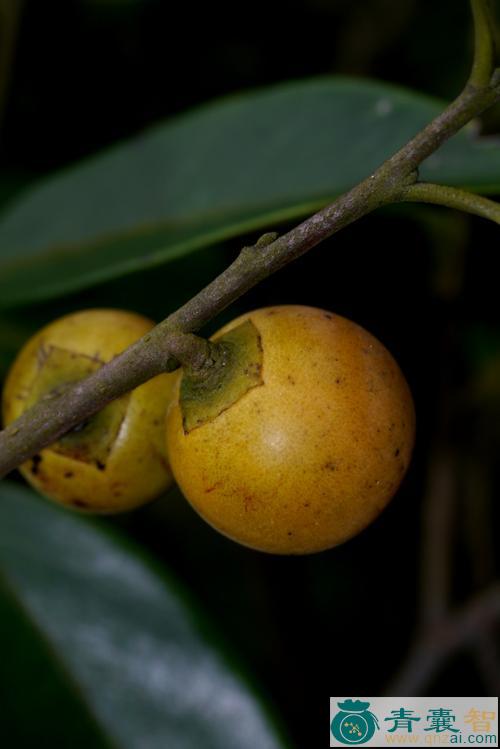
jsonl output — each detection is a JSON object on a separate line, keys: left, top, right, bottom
{"left": 238, "top": 231, "right": 279, "bottom": 264}
{"left": 254, "top": 231, "right": 279, "bottom": 248}
{"left": 404, "top": 169, "right": 419, "bottom": 187}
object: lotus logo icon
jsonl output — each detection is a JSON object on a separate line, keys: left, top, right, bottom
{"left": 331, "top": 699, "right": 379, "bottom": 744}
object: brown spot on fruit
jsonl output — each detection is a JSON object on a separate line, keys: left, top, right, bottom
{"left": 31, "top": 454, "right": 42, "bottom": 475}
{"left": 64, "top": 471, "right": 74, "bottom": 479}
{"left": 323, "top": 461, "right": 337, "bottom": 471}
{"left": 205, "top": 482, "right": 221, "bottom": 494}
{"left": 72, "top": 499, "right": 89, "bottom": 508}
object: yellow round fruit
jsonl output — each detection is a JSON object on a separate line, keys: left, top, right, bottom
{"left": 3, "top": 308, "right": 175, "bottom": 513}
{"left": 166, "top": 305, "right": 415, "bottom": 554}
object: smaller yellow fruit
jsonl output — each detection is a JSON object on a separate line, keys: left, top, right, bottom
{"left": 3, "top": 309, "right": 175, "bottom": 513}
{"left": 166, "top": 305, "right": 415, "bottom": 554}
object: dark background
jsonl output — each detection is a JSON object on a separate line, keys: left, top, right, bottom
{"left": 1, "top": 1, "right": 499, "bottom": 747}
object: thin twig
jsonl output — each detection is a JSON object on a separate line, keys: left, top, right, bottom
{"left": 386, "top": 583, "right": 500, "bottom": 694}
{"left": 402, "top": 183, "right": 500, "bottom": 223}
{"left": 469, "top": 0, "right": 497, "bottom": 87}
{"left": 419, "top": 448, "right": 456, "bottom": 630}
{"left": 0, "top": 0, "right": 22, "bottom": 135}
{"left": 462, "top": 453, "right": 500, "bottom": 693}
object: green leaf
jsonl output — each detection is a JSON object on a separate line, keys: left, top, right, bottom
{"left": 0, "top": 482, "right": 288, "bottom": 749}
{"left": 1, "top": 76, "right": 499, "bottom": 307}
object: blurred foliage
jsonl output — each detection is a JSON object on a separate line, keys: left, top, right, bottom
{"left": 0, "top": 78, "right": 500, "bottom": 307}
{"left": 2, "top": 78, "right": 500, "bottom": 305}
{"left": 0, "top": 482, "right": 289, "bottom": 749}
{"left": 0, "top": 1, "right": 499, "bottom": 748}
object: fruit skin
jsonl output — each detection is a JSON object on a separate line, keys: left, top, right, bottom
{"left": 3, "top": 309, "right": 175, "bottom": 513}
{"left": 166, "top": 305, "right": 415, "bottom": 554}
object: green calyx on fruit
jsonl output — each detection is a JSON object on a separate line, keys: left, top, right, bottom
{"left": 24, "top": 344, "right": 129, "bottom": 469}
{"left": 179, "top": 319, "right": 263, "bottom": 433}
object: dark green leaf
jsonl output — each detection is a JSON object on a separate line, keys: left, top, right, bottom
{"left": 0, "top": 482, "right": 288, "bottom": 749}
{"left": 1, "top": 77, "right": 499, "bottom": 306}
